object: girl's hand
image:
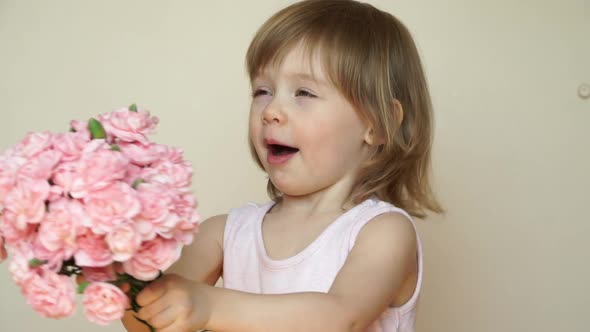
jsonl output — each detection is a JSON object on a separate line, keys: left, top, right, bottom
{"left": 134, "top": 273, "right": 211, "bottom": 332}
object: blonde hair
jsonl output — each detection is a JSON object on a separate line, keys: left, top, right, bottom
{"left": 246, "top": 0, "right": 443, "bottom": 218}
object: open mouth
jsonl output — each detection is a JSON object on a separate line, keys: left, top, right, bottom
{"left": 268, "top": 144, "right": 299, "bottom": 156}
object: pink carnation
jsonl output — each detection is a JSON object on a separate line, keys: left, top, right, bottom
{"left": 51, "top": 161, "right": 77, "bottom": 193}
{"left": 123, "top": 237, "right": 181, "bottom": 281}
{"left": 173, "top": 192, "right": 198, "bottom": 220}
{"left": 74, "top": 232, "right": 113, "bottom": 267}
{"left": 119, "top": 142, "right": 168, "bottom": 166}
{"left": 83, "top": 282, "right": 129, "bottom": 325}
{"left": 123, "top": 164, "right": 143, "bottom": 187}
{"left": 82, "top": 265, "right": 116, "bottom": 282}
{"left": 47, "top": 185, "right": 64, "bottom": 202}
{"left": 69, "top": 140, "right": 128, "bottom": 198}
{"left": 162, "top": 146, "right": 185, "bottom": 164}
{"left": 53, "top": 131, "right": 90, "bottom": 162}
{"left": 14, "top": 132, "right": 53, "bottom": 159}
{"left": 31, "top": 238, "right": 65, "bottom": 273}
{"left": 137, "top": 184, "right": 175, "bottom": 223}
{"left": 0, "top": 154, "right": 27, "bottom": 210}
{"left": 142, "top": 160, "right": 193, "bottom": 191}
{"left": 98, "top": 107, "right": 158, "bottom": 144}
{"left": 134, "top": 183, "right": 175, "bottom": 240}
{"left": 172, "top": 213, "right": 200, "bottom": 245}
{"left": 69, "top": 119, "right": 91, "bottom": 137}
{"left": 17, "top": 149, "right": 62, "bottom": 181}
{"left": 8, "top": 249, "right": 35, "bottom": 287}
{"left": 23, "top": 268, "right": 76, "bottom": 319}
{"left": 2, "top": 180, "right": 50, "bottom": 230}
{"left": 106, "top": 223, "right": 142, "bottom": 262}
{"left": 0, "top": 214, "right": 36, "bottom": 246}
{"left": 37, "top": 199, "right": 85, "bottom": 260}
{"left": 83, "top": 182, "right": 141, "bottom": 234}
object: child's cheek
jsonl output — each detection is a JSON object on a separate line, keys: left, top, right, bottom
{"left": 294, "top": 97, "right": 316, "bottom": 109}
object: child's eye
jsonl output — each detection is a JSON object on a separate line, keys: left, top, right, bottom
{"left": 295, "top": 89, "right": 317, "bottom": 98}
{"left": 252, "top": 89, "right": 271, "bottom": 98}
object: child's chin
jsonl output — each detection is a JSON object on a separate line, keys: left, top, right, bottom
{"left": 271, "top": 180, "right": 318, "bottom": 198}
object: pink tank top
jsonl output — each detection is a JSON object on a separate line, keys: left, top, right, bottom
{"left": 222, "top": 197, "right": 423, "bottom": 332}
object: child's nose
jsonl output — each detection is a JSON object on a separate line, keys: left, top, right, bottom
{"left": 262, "top": 99, "right": 286, "bottom": 125}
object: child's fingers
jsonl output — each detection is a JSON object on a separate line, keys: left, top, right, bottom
{"left": 157, "top": 319, "right": 192, "bottom": 332}
{"left": 142, "top": 306, "right": 177, "bottom": 330}
{"left": 136, "top": 279, "right": 166, "bottom": 307}
{"left": 136, "top": 298, "right": 169, "bottom": 324}
{"left": 158, "top": 321, "right": 186, "bottom": 332}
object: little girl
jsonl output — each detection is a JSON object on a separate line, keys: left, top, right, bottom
{"left": 127, "top": 0, "right": 443, "bottom": 331}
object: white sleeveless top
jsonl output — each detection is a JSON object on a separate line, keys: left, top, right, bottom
{"left": 222, "top": 197, "right": 423, "bottom": 332}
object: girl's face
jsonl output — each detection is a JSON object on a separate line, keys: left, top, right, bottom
{"left": 249, "top": 44, "right": 373, "bottom": 197}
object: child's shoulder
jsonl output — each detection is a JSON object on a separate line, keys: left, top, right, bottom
{"left": 350, "top": 198, "right": 417, "bottom": 239}
{"left": 200, "top": 213, "right": 228, "bottom": 230}
{"left": 168, "top": 213, "right": 228, "bottom": 283}
{"left": 365, "top": 197, "right": 412, "bottom": 215}
{"left": 197, "top": 200, "right": 274, "bottom": 240}
{"left": 195, "top": 213, "right": 228, "bottom": 249}
{"left": 225, "top": 200, "right": 275, "bottom": 223}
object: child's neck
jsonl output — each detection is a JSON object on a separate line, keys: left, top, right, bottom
{"left": 271, "top": 166, "right": 364, "bottom": 217}
{"left": 275, "top": 186, "right": 355, "bottom": 217}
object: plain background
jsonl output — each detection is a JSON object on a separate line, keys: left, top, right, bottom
{"left": 0, "top": 0, "right": 588, "bottom": 331}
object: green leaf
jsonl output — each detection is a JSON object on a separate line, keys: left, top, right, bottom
{"left": 116, "top": 272, "right": 129, "bottom": 280}
{"left": 77, "top": 281, "right": 90, "bottom": 294}
{"left": 129, "top": 104, "right": 138, "bottom": 112}
{"left": 110, "top": 144, "right": 121, "bottom": 151}
{"left": 131, "top": 178, "right": 145, "bottom": 189}
{"left": 69, "top": 127, "right": 76, "bottom": 132}
{"left": 87, "top": 118, "right": 106, "bottom": 139}
{"left": 28, "top": 258, "right": 48, "bottom": 268}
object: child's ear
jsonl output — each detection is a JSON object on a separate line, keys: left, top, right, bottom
{"left": 363, "top": 100, "right": 404, "bottom": 146}
{"left": 364, "top": 125, "right": 388, "bottom": 146}
{"left": 363, "top": 127, "right": 379, "bottom": 146}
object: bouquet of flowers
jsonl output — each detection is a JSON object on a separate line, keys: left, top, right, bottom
{"left": 0, "top": 104, "right": 199, "bottom": 330}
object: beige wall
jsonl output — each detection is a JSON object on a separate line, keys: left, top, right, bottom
{"left": 0, "top": 0, "right": 588, "bottom": 331}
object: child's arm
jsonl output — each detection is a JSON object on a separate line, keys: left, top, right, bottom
{"left": 121, "top": 214, "right": 226, "bottom": 332}
{"left": 166, "top": 214, "right": 227, "bottom": 285}
{"left": 137, "top": 212, "right": 417, "bottom": 332}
